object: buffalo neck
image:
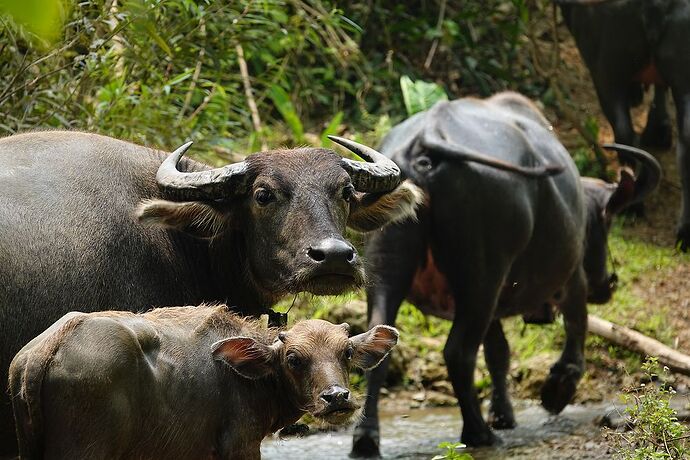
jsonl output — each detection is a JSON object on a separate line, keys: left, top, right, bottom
{"left": 166, "top": 229, "right": 270, "bottom": 316}
{"left": 216, "top": 367, "right": 305, "bottom": 455}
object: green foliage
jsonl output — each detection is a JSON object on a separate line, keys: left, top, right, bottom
{"left": 0, "top": 0, "right": 67, "bottom": 45}
{"left": 0, "top": 0, "right": 545, "bottom": 154}
{"left": 319, "top": 111, "right": 343, "bottom": 147}
{"left": 432, "top": 441, "right": 473, "bottom": 460}
{"left": 572, "top": 116, "right": 606, "bottom": 178}
{"left": 269, "top": 84, "right": 305, "bottom": 144}
{"left": 400, "top": 75, "right": 448, "bottom": 116}
{"left": 0, "top": 0, "right": 360, "bottom": 152}
{"left": 607, "top": 358, "right": 689, "bottom": 459}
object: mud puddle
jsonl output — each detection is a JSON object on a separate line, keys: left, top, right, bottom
{"left": 261, "top": 399, "right": 614, "bottom": 459}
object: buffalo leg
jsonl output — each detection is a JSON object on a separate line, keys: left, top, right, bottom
{"left": 674, "top": 91, "right": 690, "bottom": 251}
{"left": 351, "top": 221, "right": 425, "bottom": 458}
{"left": 641, "top": 85, "right": 672, "bottom": 150}
{"left": 596, "top": 85, "right": 636, "bottom": 147}
{"left": 350, "top": 293, "right": 405, "bottom": 458}
{"left": 541, "top": 267, "right": 587, "bottom": 413}
{"left": 444, "top": 277, "right": 505, "bottom": 447}
{"left": 484, "top": 320, "right": 515, "bottom": 429}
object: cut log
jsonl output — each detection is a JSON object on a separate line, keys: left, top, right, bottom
{"left": 588, "top": 314, "right": 690, "bottom": 377}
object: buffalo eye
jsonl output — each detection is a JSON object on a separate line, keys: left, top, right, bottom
{"left": 345, "top": 347, "right": 354, "bottom": 360}
{"left": 254, "top": 188, "right": 275, "bottom": 206}
{"left": 286, "top": 353, "right": 303, "bottom": 370}
{"left": 342, "top": 184, "right": 355, "bottom": 202}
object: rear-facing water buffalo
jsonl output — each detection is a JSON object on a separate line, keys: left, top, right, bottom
{"left": 0, "top": 131, "right": 421, "bottom": 453}
{"left": 9, "top": 304, "right": 399, "bottom": 459}
{"left": 349, "top": 92, "right": 661, "bottom": 455}
{"left": 555, "top": 0, "right": 690, "bottom": 250}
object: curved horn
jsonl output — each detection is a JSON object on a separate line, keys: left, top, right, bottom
{"left": 156, "top": 142, "right": 250, "bottom": 200}
{"left": 603, "top": 143, "right": 661, "bottom": 204}
{"left": 420, "top": 130, "right": 565, "bottom": 178}
{"left": 328, "top": 135, "right": 402, "bottom": 193}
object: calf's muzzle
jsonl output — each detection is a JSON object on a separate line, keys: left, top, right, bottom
{"left": 320, "top": 385, "right": 351, "bottom": 405}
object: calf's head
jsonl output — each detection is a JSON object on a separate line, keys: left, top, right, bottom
{"left": 582, "top": 143, "right": 660, "bottom": 304}
{"left": 137, "top": 137, "right": 422, "bottom": 302}
{"left": 212, "top": 320, "right": 398, "bottom": 425}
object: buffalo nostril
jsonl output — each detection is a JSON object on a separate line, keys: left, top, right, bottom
{"left": 307, "top": 238, "right": 356, "bottom": 265}
{"left": 307, "top": 247, "right": 326, "bottom": 262}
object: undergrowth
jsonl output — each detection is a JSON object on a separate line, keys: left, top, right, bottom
{"left": 606, "top": 358, "right": 689, "bottom": 460}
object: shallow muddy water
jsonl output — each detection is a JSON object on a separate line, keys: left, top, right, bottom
{"left": 261, "top": 399, "right": 614, "bottom": 459}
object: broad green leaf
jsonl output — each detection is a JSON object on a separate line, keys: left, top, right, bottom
{"left": 320, "top": 111, "right": 343, "bottom": 147}
{"left": 400, "top": 75, "right": 448, "bottom": 116}
{"left": 0, "top": 0, "right": 68, "bottom": 45}
{"left": 269, "top": 85, "right": 304, "bottom": 143}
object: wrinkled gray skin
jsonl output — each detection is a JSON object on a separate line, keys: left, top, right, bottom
{"left": 9, "top": 305, "right": 399, "bottom": 459}
{"left": 557, "top": 0, "right": 690, "bottom": 250}
{"left": 0, "top": 131, "right": 420, "bottom": 454}
{"left": 350, "top": 92, "right": 659, "bottom": 455}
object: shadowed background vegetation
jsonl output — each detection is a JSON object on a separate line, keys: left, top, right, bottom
{"left": 0, "top": 0, "right": 548, "bottom": 158}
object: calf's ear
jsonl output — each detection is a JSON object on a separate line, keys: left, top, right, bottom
{"left": 212, "top": 337, "right": 277, "bottom": 379}
{"left": 347, "top": 180, "right": 424, "bottom": 232}
{"left": 136, "top": 199, "right": 228, "bottom": 239}
{"left": 349, "top": 325, "right": 399, "bottom": 370}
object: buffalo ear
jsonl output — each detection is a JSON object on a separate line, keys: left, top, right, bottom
{"left": 136, "top": 199, "right": 228, "bottom": 238}
{"left": 347, "top": 180, "right": 425, "bottom": 232}
{"left": 349, "top": 325, "right": 399, "bottom": 370}
{"left": 212, "top": 337, "right": 277, "bottom": 380}
{"left": 605, "top": 169, "right": 636, "bottom": 217}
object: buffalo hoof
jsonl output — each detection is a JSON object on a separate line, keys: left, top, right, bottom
{"left": 677, "top": 224, "right": 690, "bottom": 253}
{"left": 541, "top": 363, "right": 581, "bottom": 414}
{"left": 461, "top": 426, "right": 500, "bottom": 447}
{"left": 488, "top": 407, "right": 516, "bottom": 430}
{"left": 350, "top": 426, "right": 381, "bottom": 458}
{"left": 641, "top": 120, "right": 673, "bottom": 150}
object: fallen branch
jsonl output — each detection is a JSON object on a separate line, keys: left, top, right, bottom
{"left": 588, "top": 314, "right": 690, "bottom": 377}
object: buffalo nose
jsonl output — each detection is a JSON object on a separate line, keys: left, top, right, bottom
{"left": 307, "top": 238, "right": 356, "bottom": 265}
{"left": 320, "top": 385, "right": 350, "bottom": 404}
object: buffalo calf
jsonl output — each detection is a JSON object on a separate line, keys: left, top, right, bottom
{"left": 9, "top": 305, "right": 398, "bottom": 460}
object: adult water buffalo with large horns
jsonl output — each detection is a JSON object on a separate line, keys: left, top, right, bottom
{"left": 554, "top": 0, "right": 690, "bottom": 250}
{"left": 349, "top": 92, "right": 661, "bottom": 455}
{"left": 0, "top": 130, "right": 421, "bottom": 453}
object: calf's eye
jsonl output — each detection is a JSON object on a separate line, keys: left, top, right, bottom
{"left": 254, "top": 188, "right": 275, "bottom": 206}
{"left": 287, "top": 353, "right": 302, "bottom": 370}
{"left": 345, "top": 347, "right": 353, "bottom": 360}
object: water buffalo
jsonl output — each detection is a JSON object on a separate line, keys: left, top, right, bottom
{"left": 8, "top": 304, "right": 399, "bottom": 459}
{"left": 349, "top": 92, "right": 661, "bottom": 455}
{"left": 555, "top": 0, "right": 690, "bottom": 250}
{"left": 0, "top": 131, "right": 421, "bottom": 453}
